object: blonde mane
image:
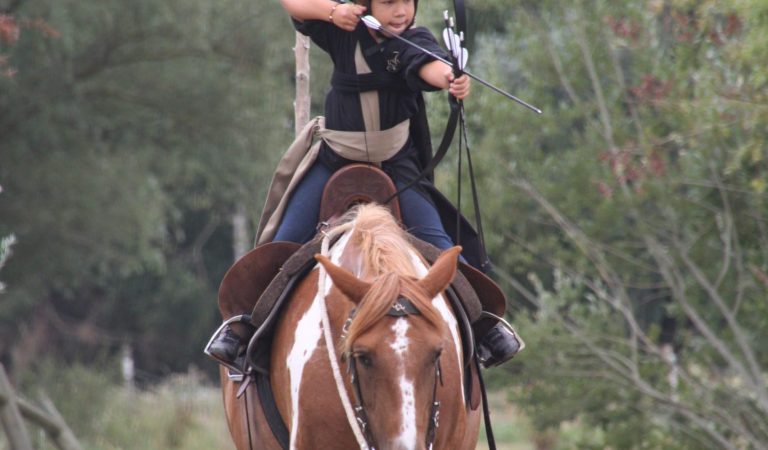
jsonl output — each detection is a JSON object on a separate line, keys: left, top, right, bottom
{"left": 330, "top": 204, "right": 445, "bottom": 354}
{"left": 342, "top": 203, "right": 419, "bottom": 279}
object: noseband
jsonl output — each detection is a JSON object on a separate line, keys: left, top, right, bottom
{"left": 344, "top": 297, "right": 444, "bottom": 450}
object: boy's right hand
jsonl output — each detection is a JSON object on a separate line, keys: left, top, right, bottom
{"left": 330, "top": 3, "right": 367, "bottom": 32}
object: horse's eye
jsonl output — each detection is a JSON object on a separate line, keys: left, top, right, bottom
{"left": 356, "top": 353, "right": 373, "bottom": 368}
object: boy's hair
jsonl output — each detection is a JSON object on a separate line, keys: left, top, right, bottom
{"left": 354, "top": 0, "right": 420, "bottom": 16}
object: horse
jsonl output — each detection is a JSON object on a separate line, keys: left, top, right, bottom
{"left": 219, "top": 203, "right": 481, "bottom": 450}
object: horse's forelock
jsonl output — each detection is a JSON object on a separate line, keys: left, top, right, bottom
{"left": 340, "top": 273, "right": 445, "bottom": 356}
{"left": 341, "top": 272, "right": 401, "bottom": 355}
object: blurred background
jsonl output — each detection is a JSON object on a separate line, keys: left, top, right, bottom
{"left": 1, "top": 0, "right": 766, "bottom": 448}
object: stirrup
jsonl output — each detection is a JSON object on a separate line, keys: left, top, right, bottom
{"left": 479, "top": 311, "right": 526, "bottom": 354}
{"left": 478, "top": 311, "right": 525, "bottom": 365}
{"left": 204, "top": 314, "right": 252, "bottom": 379}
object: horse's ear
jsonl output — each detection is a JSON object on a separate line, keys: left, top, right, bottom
{"left": 420, "top": 246, "right": 462, "bottom": 299}
{"left": 315, "top": 254, "right": 371, "bottom": 304}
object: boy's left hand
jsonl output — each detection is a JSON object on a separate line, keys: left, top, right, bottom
{"left": 447, "top": 73, "right": 470, "bottom": 100}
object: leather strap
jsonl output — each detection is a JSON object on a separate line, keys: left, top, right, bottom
{"left": 386, "top": 94, "right": 460, "bottom": 202}
{"left": 476, "top": 355, "right": 498, "bottom": 450}
{"left": 256, "top": 373, "right": 290, "bottom": 449}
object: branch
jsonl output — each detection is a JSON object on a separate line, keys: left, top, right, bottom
{"left": 675, "top": 244, "right": 768, "bottom": 412}
{"left": 488, "top": 262, "right": 539, "bottom": 310}
{"left": 605, "top": 28, "right": 647, "bottom": 146}
{"left": 571, "top": 10, "right": 616, "bottom": 151}
{"left": 646, "top": 236, "right": 768, "bottom": 415}
{"left": 560, "top": 313, "right": 764, "bottom": 448}
{"left": 708, "top": 163, "right": 749, "bottom": 314}
{"left": 531, "top": 12, "right": 581, "bottom": 106}
{"left": 191, "top": 214, "right": 220, "bottom": 282}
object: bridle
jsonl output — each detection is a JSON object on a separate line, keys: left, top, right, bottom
{"left": 343, "top": 297, "right": 444, "bottom": 450}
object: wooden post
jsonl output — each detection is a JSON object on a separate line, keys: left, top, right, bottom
{"left": 294, "top": 32, "right": 311, "bottom": 136}
{"left": 38, "top": 394, "right": 84, "bottom": 450}
{"left": 0, "top": 364, "right": 34, "bottom": 450}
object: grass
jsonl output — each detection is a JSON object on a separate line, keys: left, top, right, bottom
{"left": 2, "top": 366, "right": 536, "bottom": 450}
{"left": 476, "top": 389, "right": 536, "bottom": 450}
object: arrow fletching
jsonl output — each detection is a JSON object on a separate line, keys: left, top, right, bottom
{"left": 361, "top": 15, "right": 382, "bottom": 30}
{"left": 442, "top": 28, "right": 468, "bottom": 70}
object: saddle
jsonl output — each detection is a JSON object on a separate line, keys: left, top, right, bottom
{"left": 318, "top": 163, "right": 402, "bottom": 224}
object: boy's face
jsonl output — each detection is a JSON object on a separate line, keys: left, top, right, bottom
{"left": 370, "top": 0, "right": 415, "bottom": 35}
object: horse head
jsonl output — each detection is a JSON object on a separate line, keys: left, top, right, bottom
{"left": 316, "top": 245, "right": 462, "bottom": 450}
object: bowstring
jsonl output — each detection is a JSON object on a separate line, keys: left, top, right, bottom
{"left": 444, "top": 13, "right": 465, "bottom": 247}
{"left": 445, "top": 9, "right": 487, "bottom": 256}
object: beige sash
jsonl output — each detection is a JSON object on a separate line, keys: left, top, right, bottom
{"left": 255, "top": 45, "right": 409, "bottom": 244}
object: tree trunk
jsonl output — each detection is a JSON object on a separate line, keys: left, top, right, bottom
{"left": 294, "top": 32, "right": 311, "bottom": 135}
{"left": 231, "top": 200, "right": 249, "bottom": 260}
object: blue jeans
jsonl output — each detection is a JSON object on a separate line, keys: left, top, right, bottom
{"left": 273, "top": 161, "right": 456, "bottom": 253}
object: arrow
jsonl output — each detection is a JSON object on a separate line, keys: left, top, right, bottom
{"left": 361, "top": 15, "right": 542, "bottom": 114}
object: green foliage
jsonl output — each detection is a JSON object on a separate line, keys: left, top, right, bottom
{"left": 0, "top": 0, "right": 298, "bottom": 375}
{"left": 430, "top": 0, "right": 768, "bottom": 447}
{"left": 87, "top": 374, "right": 230, "bottom": 450}
{"left": 12, "top": 360, "right": 230, "bottom": 450}
{"left": 18, "top": 359, "right": 117, "bottom": 439}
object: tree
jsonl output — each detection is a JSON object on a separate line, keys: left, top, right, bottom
{"left": 445, "top": 0, "right": 767, "bottom": 447}
{"left": 0, "top": 0, "right": 299, "bottom": 377}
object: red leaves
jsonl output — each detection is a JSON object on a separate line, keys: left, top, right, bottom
{"left": 670, "top": 10, "right": 697, "bottom": 43}
{"left": 597, "top": 147, "right": 667, "bottom": 197}
{"left": 0, "top": 14, "right": 60, "bottom": 78}
{"left": 26, "top": 17, "right": 61, "bottom": 39}
{"left": 605, "top": 16, "right": 642, "bottom": 44}
{"left": 708, "top": 13, "right": 743, "bottom": 46}
{"left": 0, "top": 14, "right": 59, "bottom": 43}
{"left": 667, "top": 9, "right": 742, "bottom": 46}
{"left": 629, "top": 74, "right": 672, "bottom": 106}
{"left": 0, "top": 15, "right": 19, "bottom": 78}
{"left": 723, "top": 13, "right": 742, "bottom": 37}
{"left": 0, "top": 14, "right": 20, "bottom": 44}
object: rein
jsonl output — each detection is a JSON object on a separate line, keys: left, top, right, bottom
{"left": 318, "top": 224, "right": 372, "bottom": 449}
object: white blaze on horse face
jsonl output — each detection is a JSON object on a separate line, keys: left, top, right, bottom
{"left": 286, "top": 232, "right": 351, "bottom": 449}
{"left": 390, "top": 317, "right": 418, "bottom": 449}
{"left": 390, "top": 317, "right": 410, "bottom": 357}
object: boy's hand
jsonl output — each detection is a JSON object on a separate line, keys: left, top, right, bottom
{"left": 331, "top": 3, "right": 367, "bottom": 32}
{"left": 448, "top": 73, "right": 470, "bottom": 100}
